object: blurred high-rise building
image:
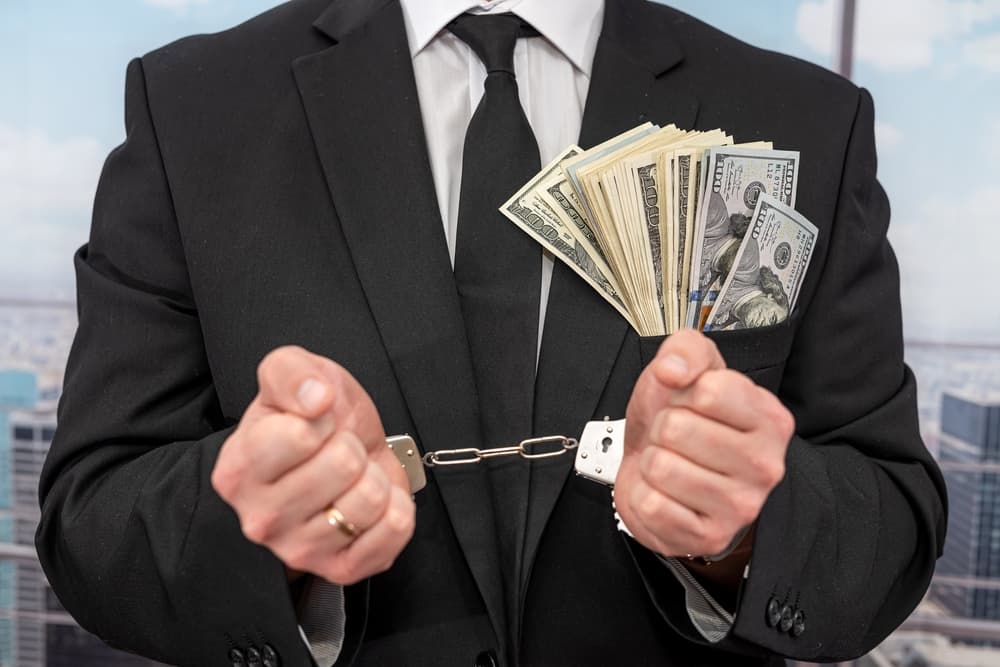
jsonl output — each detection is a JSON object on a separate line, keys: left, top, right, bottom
{"left": 933, "top": 392, "right": 1000, "bottom": 626}
{"left": 0, "top": 370, "right": 38, "bottom": 666}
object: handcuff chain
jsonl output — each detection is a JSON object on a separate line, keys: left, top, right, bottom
{"left": 421, "top": 435, "right": 578, "bottom": 467}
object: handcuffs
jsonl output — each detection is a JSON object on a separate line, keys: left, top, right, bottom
{"left": 386, "top": 417, "right": 741, "bottom": 564}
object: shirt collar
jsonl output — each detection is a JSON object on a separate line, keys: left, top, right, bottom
{"left": 398, "top": 0, "right": 605, "bottom": 76}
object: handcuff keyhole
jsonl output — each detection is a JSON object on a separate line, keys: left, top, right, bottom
{"left": 600, "top": 437, "right": 613, "bottom": 453}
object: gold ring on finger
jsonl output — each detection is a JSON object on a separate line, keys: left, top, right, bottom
{"left": 326, "top": 505, "right": 358, "bottom": 539}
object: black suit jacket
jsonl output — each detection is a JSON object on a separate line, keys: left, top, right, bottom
{"left": 36, "top": 0, "right": 947, "bottom": 665}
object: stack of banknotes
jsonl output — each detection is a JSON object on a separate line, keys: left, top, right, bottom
{"left": 500, "top": 123, "right": 818, "bottom": 336}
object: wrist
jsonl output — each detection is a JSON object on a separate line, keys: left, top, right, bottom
{"left": 688, "top": 523, "right": 753, "bottom": 565}
{"left": 677, "top": 525, "right": 755, "bottom": 611}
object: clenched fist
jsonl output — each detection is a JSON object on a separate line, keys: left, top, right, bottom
{"left": 211, "top": 346, "right": 415, "bottom": 585}
{"left": 616, "top": 329, "right": 794, "bottom": 562}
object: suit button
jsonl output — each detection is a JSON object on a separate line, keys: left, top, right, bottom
{"left": 475, "top": 649, "right": 498, "bottom": 667}
{"left": 228, "top": 647, "right": 246, "bottom": 667}
{"left": 262, "top": 644, "right": 280, "bottom": 667}
{"left": 778, "top": 605, "right": 794, "bottom": 633}
{"left": 791, "top": 609, "right": 806, "bottom": 637}
{"left": 765, "top": 597, "right": 782, "bottom": 627}
{"left": 246, "top": 646, "right": 262, "bottom": 666}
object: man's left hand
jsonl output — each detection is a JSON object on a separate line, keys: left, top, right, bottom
{"left": 615, "top": 329, "right": 795, "bottom": 560}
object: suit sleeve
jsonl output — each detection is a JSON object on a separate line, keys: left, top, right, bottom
{"left": 34, "top": 58, "right": 320, "bottom": 667}
{"left": 626, "top": 88, "right": 947, "bottom": 662}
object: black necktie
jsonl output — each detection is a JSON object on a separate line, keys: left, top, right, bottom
{"left": 450, "top": 14, "right": 543, "bottom": 657}
{"left": 450, "top": 13, "right": 542, "bottom": 450}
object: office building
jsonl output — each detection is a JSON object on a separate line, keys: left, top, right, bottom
{"left": 933, "top": 392, "right": 1000, "bottom": 624}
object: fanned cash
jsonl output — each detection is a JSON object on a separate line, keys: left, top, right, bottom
{"left": 686, "top": 146, "right": 798, "bottom": 329}
{"left": 499, "top": 123, "right": 816, "bottom": 336}
{"left": 704, "top": 194, "right": 817, "bottom": 330}
{"left": 500, "top": 147, "right": 637, "bottom": 330}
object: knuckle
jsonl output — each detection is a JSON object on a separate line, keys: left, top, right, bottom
{"left": 241, "top": 509, "right": 280, "bottom": 544}
{"left": 211, "top": 462, "right": 239, "bottom": 500}
{"left": 325, "top": 562, "right": 355, "bottom": 586}
{"left": 687, "top": 518, "right": 709, "bottom": 543}
{"left": 385, "top": 502, "right": 415, "bottom": 536}
{"left": 758, "top": 389, "right": 794, "bottom": 435}
{"left": 246, "top": 415, "right": 279, "bottom": 448}
{"left": 335, "top": 553, "right": 364, "bottom": 585}
{"left": 644, "top": 410, "right": 665, "bottom": 444}
{"left": 731, "top": 491, "right": 761, "bottom": 525}
{"left": 769, "top": 459, "right": 787, "bottom": 485}
{"left": 692, "top": 379, "right": 720, "bottom": 413}
{"left": 283, "top": 544, "right": 317, "bottom": 572}
{"left": 258, "top": 346, "right": 299, "bottom": 384}
{"left": 646, "top": 449, "right": 672, "bottom": 485}
{"left": 776, "top": 408, "right": 796, "bottom": 440}
{"left": 634, "top": 488, "right": 663, "bottom": 523}
{"left": 338, "top": 569, "right": 364, "bottom": 586}
{"left": 358, "top": 472, "right": 389, "bottom": 510}
{"left": 654, "top": 412, "right": 671, "bottom": 443}
{"left": 658, "top": 410, "right": 688, "bottom": 444}
{"left": 759, "top": 457, "right": 785, "bottom": 486}
{"left": 335, "top": 441, "right": 366, "bottom": 481}
{"left": 286, "top": 417, "right": 314, "bottom": 448}
{"left": 730, "top": 371, "right": 754, "bottom": 396}
{"left": 259, "top": 415, "right": 317, "bottom": 462}
{"left": 747, "top": 454, "right": 770, "bottom": 482}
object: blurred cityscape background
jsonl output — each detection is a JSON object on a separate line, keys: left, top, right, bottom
{"left": 0, "top": 0, "right": 998, "bottom": 665}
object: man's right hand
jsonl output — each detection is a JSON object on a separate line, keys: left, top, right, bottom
{"left": 211, "top": 346, "right": 415, "bottom": 586}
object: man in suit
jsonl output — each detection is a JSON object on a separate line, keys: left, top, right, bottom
{"left": 35, "top": 0, "right": 947, "bottom": 665}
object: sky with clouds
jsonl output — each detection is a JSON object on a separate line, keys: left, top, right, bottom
{"left": 1, "top": 0, "right": 998, "bottom": 343}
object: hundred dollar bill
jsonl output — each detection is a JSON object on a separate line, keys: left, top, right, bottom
{"left": 686, "top": 146, "right": 798, "bottom": 328}
{"left": 704, "top": 193, "right": 817, "bottom": 331}
{"left": 499, "top": 147, "right": 637, "bottom": 329}
{"left": 536, "top": 169, "right": 605, "bottom": 264}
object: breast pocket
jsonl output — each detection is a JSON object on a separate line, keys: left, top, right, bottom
{"left": 637, "top": 320, "right": 794, "bottom": 394}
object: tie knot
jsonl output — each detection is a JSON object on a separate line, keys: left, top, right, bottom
{"left": 448, "top": 13, "right": 539, "bottom": 76}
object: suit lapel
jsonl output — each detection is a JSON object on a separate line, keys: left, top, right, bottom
{"left": 292, "top": 0, "right": 508, "bottom": 648}
{"left": 523, "top": 0, "right": 700, "bottom": 594}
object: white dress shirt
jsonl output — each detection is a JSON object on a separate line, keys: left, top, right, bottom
{"left": 297, "top": 1, "right": 731, "bottom": 663}
{"left": 407, "top": 0, "right": 604, "bottom": 360}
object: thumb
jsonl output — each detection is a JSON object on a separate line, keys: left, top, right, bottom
{"left": 649, "top": 329, "right": 726, "bottom": 389}
{"left": 255, "top": 346, "right": 336, "bottom": 419}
